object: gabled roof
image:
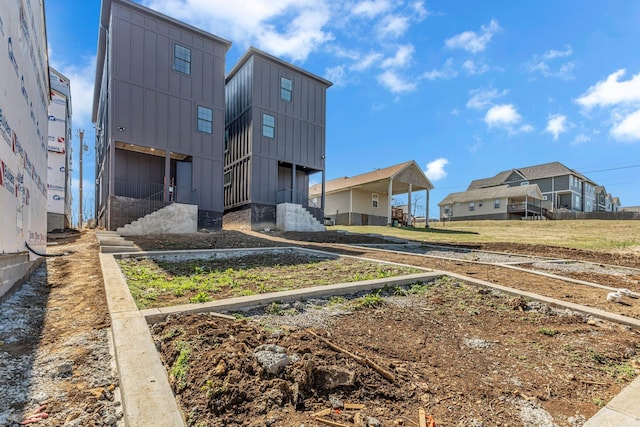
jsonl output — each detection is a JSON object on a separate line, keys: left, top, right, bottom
{"left": 439, "top": 184, "right": 543, "bottom": 206}
{"left": 227, "top": 47, "right": 333, "bottom": 87}
{"left": 310, "top": 160, "right": 433, "bottom": 196}
{"left": 468, "top": 161, "right": 597, "bottom": 190}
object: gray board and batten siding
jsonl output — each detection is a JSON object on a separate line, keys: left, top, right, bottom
{"left": 224, "top": 48, "right": 332, "bottom": 213}
{"left": 93, "top": 0, "right": 231, "bottom": 229}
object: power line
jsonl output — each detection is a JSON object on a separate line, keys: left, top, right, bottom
{"left": 583, "top": 164, "right": 640, "bottom": 174}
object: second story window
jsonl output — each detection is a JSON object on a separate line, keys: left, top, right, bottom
{"left": 174, "top": 44, "right": 191, "bottom": 75}
{"left": 280, "top": 77, "right": 292, "bottom": 101}
{"left": 197, "top": 106, "right": 213, "bottom": 133}
{"left": 262, "top": 114, "right": 275, "bottom": 138}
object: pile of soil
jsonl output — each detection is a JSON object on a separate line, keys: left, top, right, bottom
{"left": 151, "top": 280, "right": 640, "bottom": 427}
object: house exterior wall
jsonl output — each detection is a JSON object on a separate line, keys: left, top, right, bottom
{"left": 324, "top": 189, "right": 390, "bottom": 225}
{"left": 0, "top": 0, "right": 49, "bottom": 299}
{"left": 224, "top": 49, "right": 329, "bottom": 230}
{"left": 440, "top": 197, "right": 509, "bottom": 221}
{"left": 95, "top": 0, "right": 229, "bottom": 230}
{"left": 47, "top": 68, "right": 72, "bottom": 231}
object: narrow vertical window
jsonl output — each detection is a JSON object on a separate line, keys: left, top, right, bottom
{"left": 197, "top": 106, "right": 213, "bottom": 133}
{"left": 262, "top": 114, "right": 275, "bottom": 138}
{"left": 280, "top": 77, "right": 292, "bottom": 101}
{"left": 372, "top": 193, "right": 379, "bottom": 208}
{"left": 469, "top": 202, "right": 475, "bottom": 211}
{"left": 174, "top": 44, "right": 191, "bottom": 75}
{"left": 224, "top": 129, "right": 229, "bottom": 152}
{"left": 494, "top": 199, "right": 500, "bottom": 209}
{"left": 224, "top": 171, "right": 231, "bottom": 187}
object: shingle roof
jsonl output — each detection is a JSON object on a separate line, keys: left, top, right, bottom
{"left": 310, "top": 160, "right": 433, "bottom": 195}
{"left": 439, "top": 184, "right": 543, "bottom": 205}
{"left": 468, "top": 161, "right": 597, "bottom": 190}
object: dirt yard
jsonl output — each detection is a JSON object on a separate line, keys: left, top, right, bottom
{"left": 1, "top": 228, "right": 639, "bottom": 426}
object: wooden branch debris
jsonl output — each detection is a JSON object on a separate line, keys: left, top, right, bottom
{"left": 307, "top": 329, "right": 395, "bottom": 383}
{"left": 315, "top": 418, "right": 353, "bottom": 427}
{"left": 311, "top": 408, "right": 332, "bottom": 418}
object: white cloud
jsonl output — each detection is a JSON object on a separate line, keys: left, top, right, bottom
{"left": 422, "top": 58, "right": 457, "bottom": 80}
{"left": 381, "top": 44, "right": 414, "bottom": 69}
{"left": 576, "top": 69, "right": 640, "bottom": 109}
{"left": 450, "top": 108, "right": 460, "bottom": 116}
{"left": 377, "top": 14, "right": 410, "bottom": 38}
{"left": 352, "top": 0, "right": 391, "bottom": 18}
{"left": 425, "top": 158, "right": 448, "bottom": 181}
{"left": 351, "top": 52, "right": 384, "bottom": 71}
{"left": 545, "top": 114, "right": 568, "bottom": 140}
{"left": 528, "top": 45, "right": 575, "bottom": 80}
{"left": 466, "top": 88, "right": 507, "bottom": 110}
{"left": 410, "top": 1, "right": 430, "bottom": 20}
{"left": 462, "top": 59, "right": 489, "bottom": 76}
{"left": 484, "top": 104, "right": 532, "bottom": 134}
{"left": 445, "top": 19, "right": 501, "bottom": 54}
{"left": 572, "top": 134, "right": 591, "bottom": 145}
{"left": 611, "top": 109, "right": 640, "bottom": 141}
{"left": 377, "top": 70, "right": 417, "bottom": 93}
{"left": 325, "top": 65, "right": 346, "bottom": 86}
{"left": 144, "top": 0, "right": 333, "bottom": 62}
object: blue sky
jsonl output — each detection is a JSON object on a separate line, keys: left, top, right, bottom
{"left": 45, "top": 0, "right": 640, "bottom": 222}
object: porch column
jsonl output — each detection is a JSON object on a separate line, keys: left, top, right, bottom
{"left": 387, "top": 179, "right": 393, "bottom": 226}
{"left": 164, "top": 151, "right": 171, "bottom": 202}
{"left": 426, "top": 189, "right": 430, "bottom": 228}
{"left": 321, "top": 169, "right": 325, "bottom": 211}
{"left": 525, "top": 196, "right": 528, "bottom": 219}
{"left": 407, "top": 184, "right": 412, "bottom": 227}
{"left": 292, "top": 164, "right": 297, "bottom": 203}
{"left": 349, "top": 189, "right": 353, "bottom": 225}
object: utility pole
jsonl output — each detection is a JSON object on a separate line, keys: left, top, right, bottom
{"left": 78, "top": 129, "right": 84, "bottom": 228}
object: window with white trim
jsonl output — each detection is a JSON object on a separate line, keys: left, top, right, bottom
{"left": 469, "top": 202, "right": 475, "bottom": 211}
{"left": 262, "top": 114, "right": 275, "bottom": 138}
{"left": 173, "top": 44, "right": 191, "bottom": 75}
{"left": 372, "top": 193, "right": 379, "bottom": 208}
{"left": 494, "top": 199, "right": 500, "bottom": 209}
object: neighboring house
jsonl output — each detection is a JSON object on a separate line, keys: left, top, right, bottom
{"left": 47, "top": 68, "right": 72, "bottom": 231}
{"left": 464, "top": 162, "right": 600, "bottom": 213}
{"left": 611, "top": 197, "right": 621, "bottom": 212}
{"left": 310, "top": 161, "right": 434, "bottom": 226}
{"left": 223, "top": 47, "right": 332, "bottom": 231}
{"left": 0, "top": 1, "right": 50, "bottom": 299}
{"left": 595, "top": 186, "right": 608, "bottom": 211}
{"left": 93, "top": 0, "right": 231, "bottom": 231}
{"left": 438, "top": 184, "right": 544, "bottom": 221}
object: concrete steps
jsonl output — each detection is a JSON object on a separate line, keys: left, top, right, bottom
{"left": 116, "top": 203, "right": 197, "bottom": 236}
{"left": 276, "top": 203, "right": 325, "bottom": 232}
{"left": 95, "top": 231, "right": 140, "bottom": 253}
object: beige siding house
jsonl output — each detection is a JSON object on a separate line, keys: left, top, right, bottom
{"left": 439, "top": 184, "right": 544, "bottom": 221}
{"left": 310, "top": 160, "right": 433, "bottom": 226}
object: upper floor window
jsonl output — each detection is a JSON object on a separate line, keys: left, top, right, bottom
{"left": 262, "top": 114, "right": 275, "bottom": 138}
{"left": 174, "top": 44, "right": 191, "bottom": 75}
{"left": 197, "top": 106, "right": 213, "bottom": 133}
{"left": 280, "top": 77, "right": 292, "bottom": 101}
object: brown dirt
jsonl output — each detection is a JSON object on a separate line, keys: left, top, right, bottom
{"left": 131, "top": 230, "right": 640, "bottom": 426}
{"left": 5, "top": 228, "right": 639, "bottom": 426}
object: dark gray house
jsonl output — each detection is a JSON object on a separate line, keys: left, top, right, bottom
{"left": 223, "top": 48, "right": 332, "bottom": 230}
{"left": 92, "top": 0, "right": 231, "bottom": 230}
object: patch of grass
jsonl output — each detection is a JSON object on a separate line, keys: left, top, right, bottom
{"left": 170, "top": 341, "right": 191, "bottom": 392}
{"left": 328, "top": 296, "right": 347, "bottom": 306}
{"left": 189, "top": 291, "right": 211, "bottom": 304}
{"left": 265, "top": 301, "right": 284, "bottom": 315}
{"left": 353, "top": 291, "right": 385, "bottom": 309}
{"left": 539, "top": 327, "right": 558, "bottom": 337}
{"left": 592, "top": 397, "right": 605, "bottom": 407}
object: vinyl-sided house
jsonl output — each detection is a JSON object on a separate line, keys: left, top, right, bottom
{"left": 223, "top": 48, "right": 332, "bottom": 231}
{"left": 311, "top": 161, "right": 434, "bottom": 226}
{"left": 439, "top": 161, "right": 615, "bottom": 221}
{"left": 93, "top": 0, "right": 231, "bottom": 231}
{"left": 439, "top": 184, "right": 544, "bottom": 221}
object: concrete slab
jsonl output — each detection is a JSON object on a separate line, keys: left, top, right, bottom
{"left": 98, "top": 239, "right": 135, "bottom": 247}
{"left": 101, "top": 246, "right": 141, "bottom": 253}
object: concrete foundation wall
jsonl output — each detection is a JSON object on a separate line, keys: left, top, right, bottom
{"left": 47, "top": 213, "right": 66, "bottom": 232}
{"left": 0, "top": 254, "right": 44, "bottom": 303}
{"left": 276, "top": 203, "right": 325, "bottom": 232}
{"left": 117, "top": 203, "right": 198, "bottom": 236}
{"left": 223, "top": 203, "right": 276, "bottom": 231}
